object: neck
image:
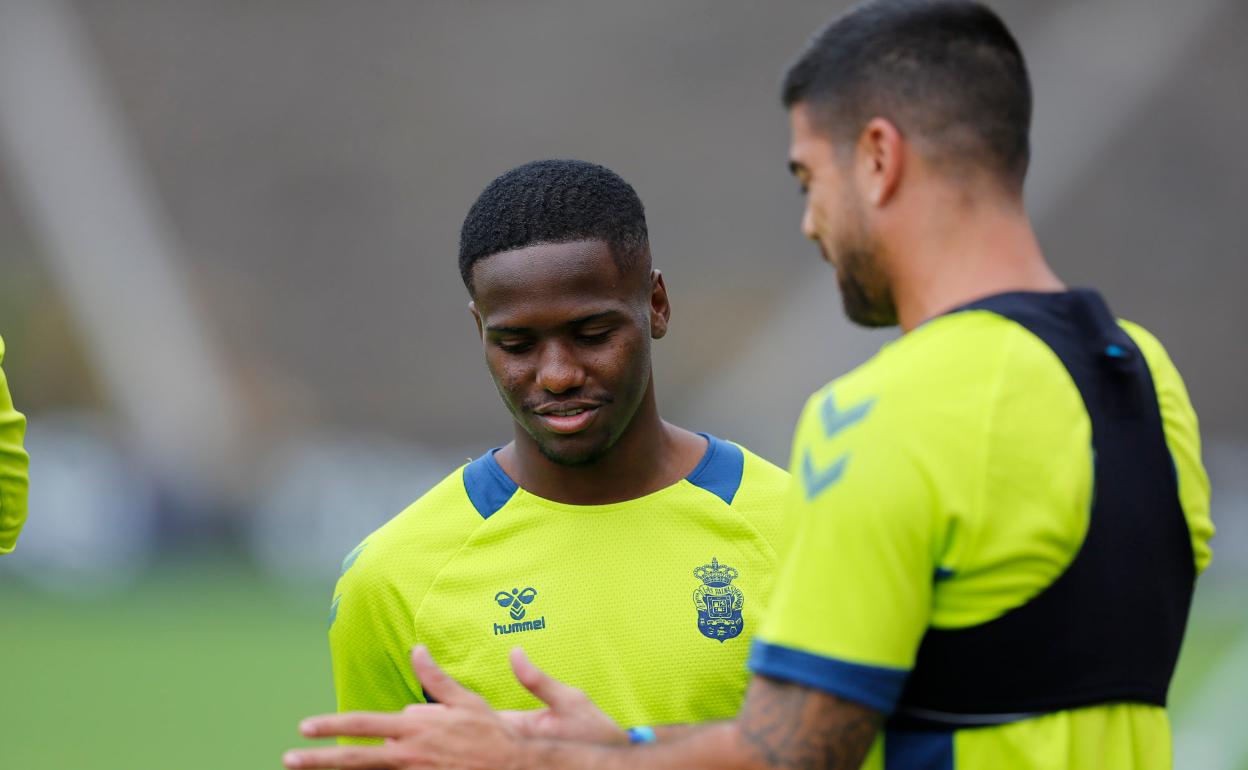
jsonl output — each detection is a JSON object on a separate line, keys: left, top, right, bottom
{"left": 498, "top": 380, "right": 706, "bottom": 505}
{"left": 888, "top": 190, "right": 1064, "bottom": 332}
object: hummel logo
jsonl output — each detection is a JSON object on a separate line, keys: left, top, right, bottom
{"left": 492, "top": 586, "right": 547, "bottom": 636}
{"left": 495, "top": 587, "right": 537, "bottom": 620}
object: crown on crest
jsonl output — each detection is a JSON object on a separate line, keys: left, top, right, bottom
{"left": 694, "top": 557, "right": 738, "bottom": 586}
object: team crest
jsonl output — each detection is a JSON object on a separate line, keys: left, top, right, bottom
{"left": 693, "top": 558, "right": 744, "bottom": 642}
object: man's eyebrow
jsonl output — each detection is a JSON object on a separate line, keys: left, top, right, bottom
{"left": 485, "top": 311, "right": 621, "bottom": 334}
{"left": 569, "top": 311, "right": 620, "bottom": 326}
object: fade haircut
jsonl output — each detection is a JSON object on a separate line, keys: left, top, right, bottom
{"left": 458, "top": 159, "right": 650, "bottom": 294}
{"left": 782, "top": 0, "right": 1032, "bottom": 191}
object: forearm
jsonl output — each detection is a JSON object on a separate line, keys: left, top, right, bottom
{"left": 526, "top": 721, "right": 747, "bottom": 770}
{"left": 521, "top": 674, "right": 879, "bottom": 770}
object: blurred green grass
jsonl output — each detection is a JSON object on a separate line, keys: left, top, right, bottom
{"left": 1, "top": 561, "right": 1244, "bottom": 770}
{"left": 0, "top": 560, "right": 335, "bottom": 770}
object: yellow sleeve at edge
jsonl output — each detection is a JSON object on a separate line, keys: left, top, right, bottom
{"left": 0, "top": 335, "right": 30, "bottom": 554}
{"left": 1120, "top": 321, "right": 1213, "bottom": 574}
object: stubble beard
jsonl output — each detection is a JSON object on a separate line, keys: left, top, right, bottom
{"left": 832, "top": 198, "right": 897, "bottom": 328}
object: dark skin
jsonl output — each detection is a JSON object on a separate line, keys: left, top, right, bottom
{"left": 469, "top": 239, "right": 706, "bottom": 505}
{"left": 284, "top": 647, "right": 882, "bottom": 769}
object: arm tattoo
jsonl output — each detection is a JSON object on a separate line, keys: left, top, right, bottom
{"left": 737, "top": 676, "right": 881, "bottom": 770}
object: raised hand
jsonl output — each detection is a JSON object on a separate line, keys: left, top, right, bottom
{"left": 497, "top": 647, "right": 627, "bottom": 745}
{"left": 283, "top": 646, "right": 528, "bottom": 770}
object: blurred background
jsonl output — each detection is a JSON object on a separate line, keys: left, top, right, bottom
{"left": 0, "top": 0, "right": 1244, "bottom": 767}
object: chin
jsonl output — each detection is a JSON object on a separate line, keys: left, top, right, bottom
{"left": 537, "top": 444, "right": 607, "bottom": 467}
{"left": 838, "top": 275, "right": 897, "bottom": 328}
{"left": 532, "top": 433, "right": 613, "bottom": 467}
{"left": 844, "top": 305, "right": 899, "bottom": 328}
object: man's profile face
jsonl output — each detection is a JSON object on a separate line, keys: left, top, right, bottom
{"left": 470, "top": 240, "right": 660, "bottom": 466}
{"left": 788, "top": 102, "right": 896, "bottom": 327}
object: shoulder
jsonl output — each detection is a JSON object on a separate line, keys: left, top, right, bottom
{"left": 1117, "top": 320, "right": 1185, "bottom": 392}
{"left": 717, "top": 441, "right": 790, "bottom": 550}
{"left": 1116, "top": 319, "right": 1198, "bottom": 437}
{"left": 790, "top": 309, "right": 1091, "bottom": 535}
{"left": 337, "top": 462, "right": 494, "bottom": 593}
{"left": 1117, "top": 319, "right": 1213, "bottom": 573}
{"left": 681, "top": 434, "right": 788, "bottom": 505}
{"left": 793, "top": 311, "right": 1038, "bottom": 456}
{"left": 737, "top": 444, "right": 790, "bottom": 495}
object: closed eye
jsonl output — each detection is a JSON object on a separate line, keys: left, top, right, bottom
{"left": 496, "top": 340, "right": 533, "bottom": 354}
{"left": 577, "top": 330, "right": 612, "bottom": 345}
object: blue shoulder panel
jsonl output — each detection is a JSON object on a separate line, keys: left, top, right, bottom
{"left": 748, "top": 639, "right": 910, "bottom": 715}
{"left": 462, "top": 448, "right": 519, "bottom": 520}
{"left": 685, "top": 433, "right": 745, "bottom": 505}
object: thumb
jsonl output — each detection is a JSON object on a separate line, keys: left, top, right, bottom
{"left": 509, "top": 647, "right": 586, "bottom": 711}
{"left": 410, "top": 645, "right": 489, "bottom": 711}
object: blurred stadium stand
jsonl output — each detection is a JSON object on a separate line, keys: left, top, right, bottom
{"left": 0, "top": 2, "right": 1243, "bottom": 767}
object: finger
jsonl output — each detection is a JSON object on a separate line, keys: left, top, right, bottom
{"left": 298, "top": 711, "right": 414, "bottom": 740}
{"left": 410, "top": 645, "right": 490, "bottom": 711}
{"left": 283, "top": 744, "right": 394, "bottom": 769}
{"left": 497, "top": 708, "right": 545, "bottom": 725}
{"left": 510, "top": 647, "right": 585, "bottom": 711}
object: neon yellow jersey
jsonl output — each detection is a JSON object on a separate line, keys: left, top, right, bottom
{"left": 0, "top": 335, "right": 30, "bottom": 554}
{"left": 331, "top": 434, "right": 788, "bottom": 741}
{"left": 750, "top": 307, "right": 1212, "bottom": 770}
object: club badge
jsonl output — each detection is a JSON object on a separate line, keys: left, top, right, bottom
{"left": 693, "top": 558, "right": 744, "bottom": 642}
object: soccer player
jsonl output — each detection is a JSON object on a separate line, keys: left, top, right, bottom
{"left": 326, "top": 159, "right": 789, "bottom": 737}
{"left": 0, "top": 333, "right": 29, "bottom": 554}
{"left": 284, "top": 2, "right": 1213, "bottom": 769}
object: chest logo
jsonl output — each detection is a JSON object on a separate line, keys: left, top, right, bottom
{"left": 495, "top": 587, "right": 538, "bottom": 620}
{"left": 693, "top": 558, "right": 744, "bottom": 642}
{"left": 493, "top": 587, "right": 546, "bottom": 636}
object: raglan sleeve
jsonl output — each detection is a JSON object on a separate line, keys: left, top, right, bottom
{"left": 329, "top": 537, "right": 425, "bottom": 743}
{"left": 747, "top": 385, "right": 939, "bottom": 715}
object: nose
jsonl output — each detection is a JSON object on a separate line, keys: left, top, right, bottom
{"left": 535, "top": 341, "right": 586, "bottom": 394}
{"left": 800, "top": 203, "right": 818, "bottom": 241}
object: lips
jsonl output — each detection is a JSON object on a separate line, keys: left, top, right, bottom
{"left": 532, "top": 403, "right": 602, "bottom": 435}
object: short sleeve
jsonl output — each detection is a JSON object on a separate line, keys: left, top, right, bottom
{"left": 329, "top": 541, "right": 424, "bottom": 743}
{"left": 749, "top": 386, "right": 937, "bottom": 715}
{"left": 1120, "top": 321, "right": 1214, "bottom": 574}
{"left": 0, "top": 336, "right": 30, "bottom": 555}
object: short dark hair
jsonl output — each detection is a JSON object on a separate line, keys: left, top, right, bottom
{"left": 458, "top": 159, "right": 650, "bottom": 293}
{"left": 782, "top": 0, "right": 1031, "bottom": 189}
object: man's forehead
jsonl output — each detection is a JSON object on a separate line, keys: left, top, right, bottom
{"left": 473, "top": 239, "right": 621, "bottom": 287}
{"left": 472, "top": 239, "right": 638, "bottom": 321}
{"left": 787, "top": 103, "right": 829, "bottom": 168}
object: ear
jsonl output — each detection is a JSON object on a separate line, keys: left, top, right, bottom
{"left": 469, "top": 300, "right": 484, "bottom": 341}
{"left": 649, "top": 269, "right": 671, "bottom": 340}
{"left": 857, "top": 117, "right": 905, "bottom": 207}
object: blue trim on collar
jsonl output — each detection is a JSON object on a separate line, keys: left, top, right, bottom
{"left": 686, "top": 433, "right": 745, "bottom": 505}
{"left": 463, "top": 448, "right": 519, "bottom": 520}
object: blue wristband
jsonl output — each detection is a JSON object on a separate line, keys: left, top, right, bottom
{"left": 627, "top": 726, "right": 657, "bottom": 744}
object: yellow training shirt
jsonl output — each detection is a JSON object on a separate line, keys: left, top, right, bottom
{"left": 332, "top": 434, "right": 788, "bottom": 741}
{"left": 750, "top": 299, "right": 1212, "bottom": 770}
